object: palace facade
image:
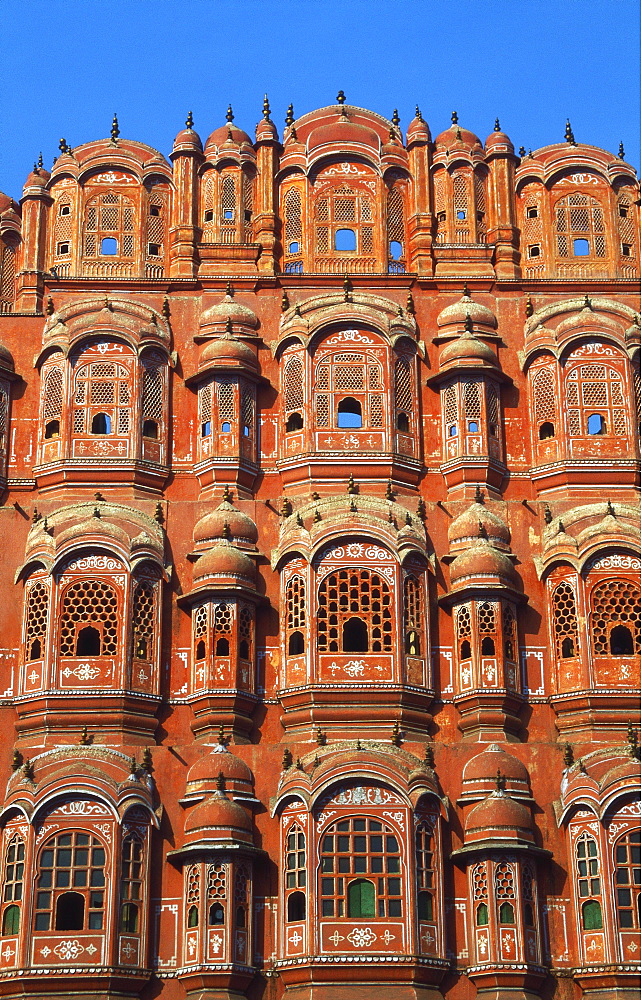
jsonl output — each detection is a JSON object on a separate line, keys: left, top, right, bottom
{"left": 0, "top": 97, "right": 639, "bottom": 1000}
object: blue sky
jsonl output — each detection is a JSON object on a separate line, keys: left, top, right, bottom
{"left": 1, "top": 0, "right": 639, "bottom": 200}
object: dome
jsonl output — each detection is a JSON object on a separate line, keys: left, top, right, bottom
{"left": 193, "top": 538, "right": 256, "bottom": 584}
{"left": 439, "top": 333, "right": 498, "bottom": 369}
{"left": 465, "top": 791, "right": 534, "bottom": 844}
{"left": 434, "top": 122, "right": 483, "bottom": 152}
{"left": 194, "top": 502, "right": 258, "bottom": 547}
{"left": 186, "top": 743, "right": 254, "bottom": 796}
{"left": 200, "top": 289, "right": 259, "bottom": 333}
{"left": 23, "top": 168, "right": 48, "bottom": 190}
{"left": 173, "top": 126, "right": 203, "bottom": 152}
{"left": 462, "top": 744, "right": 530, "bottom": 799}
{"left": 485, "top": 125, "right": 515, "bottom": 154}
{"left": 406, "top": 111, "right": 430, "bottom": 145}
{"left": 437, "top": 293, "right": 498, "bottom": 330}
{"left": 199, "top": 334, "right": 258, "bottom": 371}
{"left": 184, "top": 791, "right": 252, "bottom": 843}
{"left": 256, "top": 117, "right": 278, "bottom": 142}
{"left": 448, "top": 503, "right": 511, "bottom": 549}
{"left": 449, "top": 539, "right": 519, "bottom": 589}
{"left": 307, "top": 119, "right": 380, "bottom": 153}
{"left": 205, "top": 124, "right": 253, "bottom": 151}
{"left": 55, "top": 516, "right": 130, "bottom": 550}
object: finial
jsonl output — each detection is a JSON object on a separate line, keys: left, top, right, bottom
{"left": 311, "top": 491, "right": 320, "bottom": 501}
{"left": 226, "top": 104, "right": 234, "bottom": 123}
{"left": 349, "top": 496, "right": 358, "bottom": 512}
{"left": 218, "top": 723, "right": 226, "bottom": 745}
{"left": 294, "top": 303, "right": 301, "bottom": 317}
{"left": 456, "top": 128, "right": 462, "bottom": 140}
{"left": 285, "top": 103, "right": 295, "bottom": 127}
{"left": 424, "top": 742, "right": 435, "bottom": 768}
{"left": 494, "top": 118, "right": 501, "bottom": 132}
{"left": 216, "top": 771, "right": 226, "bottom": 791}
{"left": 37, "top": 151, "right": 44, "bottom": 169}
{"left": 93, "top": 507, "right": 102, "bottom": 519}
{"left": 316, "top": 727, "right": 327, "bottom": 746}
{"left": 221, "top": 520, "right": 232, "bottom": 539}
{"left": 312, "top": 754, "right": 320, "bottom": 770}
{"left": 464, "top": 313, "right": 474, "bottom": 335}
{"left": 336, "top": 90, "right": 346, "bottom": 105}
{"left": 583, "top": 294, "right": 592, "bottom": 311}
{"left": 578, "top": 758, "right": 587, "bottom": 774}
{"left": 391, "top": 721, "right": 402, "bottom": 746}
{"left": 415, "top": 105, "right": 423, "bottom": 121}
{"left": 45, "top": 296, "right": 55, "bottom": 316}
{"left": 343, "top": 273, "right": 352, "bottom": 301}
{"left": 474, "top": 484, "right": 484, "bottom": 504}
{"left": 281, "top": 289, "right": 289, "bottom": 312}
{"left": 262, "top": 94, "right": 271, "bottom": 121}
{"left": 129, "top": 756, "right": 138, "bottom": 776}
{"left": 295, "top": 757, "right": 304, "bottom": 771}
{"left": 42, "top": 517, "right": 52, "bottom": 535}
{"left": 557, "top": 519, "right": 565, "bottom": 534}
{"left": 386, "top": 480, "right": 395, "bottom": 501}
{"left": 627, "top": 721, "right": 638, "bottom": 756}
{"left": 346, "top": 473, "right": 357, "bottom": 495}
{"left": 162, "top": 296, "right": 171, "bottom": 320}
{"left": 11, "top": 749, "right": 23, "bottom": 771}
{"left": 282, "top": 747, "right": 293, "bottom": 770}
{"left": 478, "top": 520, "right": 488, "bottom": 538}
{"left": 405, "top": 511, "right": 412, "bottom": 526}
{"left": 185, "top": 110, "right": 194, "bottom": 129}
{"left": 313, "top": 507, "right": 322, "bottom": 522}
{"left": 111, "top": 113, "right": 120, "bottom": 143}
{"left": 225, "top": 316, "right": 233, "bottom": 335}
{"left": 142, "top": 747, "right": 153, "bottom": 773}
{"left": 296, "top": 512, "right": 304, "bottom": 527}
{"left": 564, "top": 119, "right": 576, "bottom": 145}
{"left": 154, "top": 502, "right": 164, "bottom": 524}
{"left": 451, "top": 110, "right": 458, "bottom": 124}
{"left": 606, "top": 499, "right": 616, "bottom": 517}
{"left": 525, "top": 295, "right": 534, "bottom": 318}
{"left": 290, "top": 125, "right": 298, "bottom": 141}
{"left": 22, "top": 759, "right": 35, "bottom": 781}
{"left": 224, "top": 281, "right": 233, "bottom": 298}
{"left": 518, "top": 145, "right": 526, "bottom": 157}
{"left": 495, "top": 768, "right": 506, "bottom": 792}
{"left": 356, "top": 738, "right": 362, "bottom": 750}
{"left": 79, "top": 725, "right": 92, "bottom": 745}
{"left": 32, "top": 507, "right": 41, "bottom": 523}
{"left": 417, "top": 497, "right": 426, "bottom": 521}
{"left": 618, "top": 141, "right": 625, "bottom": 159}
{"left": 389, "top": 127, "right": 397, "bottom": 142}
{"left": 463, "top": 282, "right": 470, "bottom": 297}
{"left": 406, "top": 290, "right": 415, "bottom": 315}
{"left": 280, "top": 497, "right": 293, "bottom": 517}
{"left": 222, "top": 484, "right": 233, "bottom": 503}
{"left": 387, "top": 508, "right": 396, "bottom": 525}
{"left": 392, "top": 109, "right": 400, "bottom": 127}
{"left": 544, "top": 503, "right": 553, "bottom": 524}
{"left": 563, "top": 742, "right": 574, "bottom": 768}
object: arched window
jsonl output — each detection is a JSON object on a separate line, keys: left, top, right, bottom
{"left": 239, "top": 605, "right": 253, "bottom": 662}
{"left": 234, "top": 862, "right": 250, "bottom": 931}
{"left": 213, "top": 603, "right": 233, "bottom": 660}
{"left": 532, "top": 366, "right": 557, "bottom": 442}
{"left": 208, "top": 862, "right": 227, "bottom": 925}
{"left": 83, "top": 192, "right": 135, "bottom": 263}
{"left": 193, "top": 605, "right": 208, "bottom": 664}
{"left": 394, "top": 356, "right": 413, "bottom": 433}
{"left": 314, "top": 184, "right": 375, "bottom": 269}
{"left": 285, "top": 824, "right": 306, "bottom": 920}
{"left": 317, "top": 568, "right": 393, "bottom": 654}
{"left": 386, "top": 185, "right": 405, "bottom": 272}
{"left": 503, "top": 604, "right": 517, "bottom": 661}
{"left": 551, "top": 581, "right": 579, "bottom": 659}
{"left": 286, "top": 574, "right": 306, "bottom": 657}
{"left": 554, "top": 193, "right": 606, "bottom": 259}
{"left": 221, "top": 174, "right": 237, "bottom": 241}
{"left": 42, "top": 366, "right": 63, "bottom": 438}
{"left": 471, "top": 861, "right": 488, "bottom": 928}
{"left": 132, "top": 578, "right": 157, "bottom": 661}
{"left": 342, "top": 616, "right": 368, "bottom": 652}
{"left": 337, "top": 396, "right": 362, "bottom": 428}
{"left": 120, "top": 833, "right": 143, "bottom": 933}
{"left": 320, "top": 817, "right": 402, "bottom": 918}
{"left": 453, "top": 174, "right": 469, "bottom": 240}
{"left": 614, "top": 829, "right": 641, "bottom": 930}
{"left": 141, "top": 352, "right": 165, "bottom": 444}
{"left": 404, "top": 575, "right": 424, "bottom": 656}
{"left": 186, "top": 864, "right": 200, "bottom": 927}
{"left": 495, "top": 860, "right": 516, "bottom": 924}
{"left": 416, "top": 822, "right": 435, "bottom": 921}
{"left": 25, "top": 580, "right": 48, "bottom": 661}
{"left": 575, "top": 831, "right": 602, "bottom": 929}
{"left": 283, "top": 355, "right": 304, "bottom": 430}
{"left": 478, "top": 602, "right": 497, "bottom": 656}
{"left": 565, "top": 363, "right": 628, "bottom": 439}
{"left": 59, "top": 579, "right": 119, "bottom": 657}
{"left": 2, "top": 836, "right": 25, "bottom": 936}
{"left": 590, "top": 579, "right": 640, "bottom": 657}
{"left": 72, "top": 355, "right": 133, "bottom": 440}
{"left": 283, "top": 187, "right": 303, "bottom": 272}
{"left": 313, "top": 349, "right": 384, "bottom": 432}
{"left": 34, "top": 831, "right": 106, "bottom": 931}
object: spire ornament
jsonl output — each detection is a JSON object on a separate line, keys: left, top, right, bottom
{"left": 618, "top": 141, "right": 625, "bottom": 159}
{"left": 262, "top": 94, "right": 271, "bottom": 121}
{"left": 186, "top": 110, "right": 194, "bottom": 129}
{"left": 451, "top": 110, "right": 458, "bottom": 124}
{"left": 336, "top": 90, "right": 346, "bottom": 105}
{"left": 111, "top": 113, "right": 120, "bottom": 143}
{"left": 564, "top": 119, "right": 576, "bottom": 145}
{"left": 285, "top": 103, "right": 295, "bottom": 127}
{"left": 226, "top": 104, "right": 234, "bottom": 123}
{"left": 391, "top": 109, "right": 400, "bottom": 127}
{"left": 494, "top": 118, "right": 501, "bottom": 131}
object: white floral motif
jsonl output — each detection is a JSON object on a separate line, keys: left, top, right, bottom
{"left": 288, "top": 930, "right": 303, "bottom": 946}
{"left": 381, "top": 929, "right": 395, "bottom": 944}
{"left": 210, "top": 934, "right": 223, "bottom": 953}
{"left": 347, "top": 927, "right": 377, "bottom": 947}
{"left": 53, "top": 939, "right": 85, "bottom": 961}
{"left": 61, "top": 662, "right": 101, "bottom": 681}
{"left": 383, "top": 811, "right": 405, "bottom": 828}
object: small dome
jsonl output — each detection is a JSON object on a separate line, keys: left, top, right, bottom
{"left": 485, "top": 126, "right": 514, "bottom": 154}
{"left": 307, "top": 119, "right": 380, "bottom": 153}
{"left": 465, "top": 791, "right": 534, "bottom": 844}
{"left": 439, "top": 334, "right": 498, "bottom": 369}
{"left": 199, "top": 334, "right": 258, "bottom": 372}
{"left": 256, "top": 117, "right": 278, "bottom": 142}
{"left": 173, "top": 126, "right": 203, "bottom": 152}
{"left": 194, "top": 502, "right": 258, "bottom": 547}
{"left": 186, "top": 744, "right": 254, "bottom": 796}
{"left": 184, "top": 791, "right": 252, "bottom": 843}
{"left": 449, "top": 539, "right": 519, "bottom": 590}
{"left": 448, "top": 503, "right": 511, "bottom": 549}
{"left": 193, "top": 538, "right": 256, "bottom": 584}
{"left": 56, "top": 516, "right": 130, "bottom": 550}
{"left": 23, "top": 168, "right": 48, "bottom": 190}
{"left": 406, "top": 112, "right": 430, "bottom": 145}
{"left": 462, "top": 744, "right": 530, "bottom": 799}
{"left": 437, "top": 293, "right": 498, "bottom": 330}
{"left": 200, "top": 290, "right": 259, "bottom": 333}
{"left": 205, "top": 124, "right": 253, "bottom": 151}
{"left": 434, "top": 122, "right": 483, "bottom": 152}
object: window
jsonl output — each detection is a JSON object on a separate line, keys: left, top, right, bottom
{"left": 457, "top": 605, "right": 472, "bottom": 660}
{"left": 148, "top": 243, "right": 161, "bottom": 257}
{"left": 478, "top": 601, "right": 497, "bottom": 657}
{"left": 143, "top": 419, "right": 158, "bottom": 439}
{"left": 60, "top": 204, "right": 71, "bottom": 216}
{"left": 573, "top": 239, "right": 590, "bottom": 256}
{"left": 528, "top": 245, "right": 541, "bottom": 258}
{"left": 527, "top": 206, "right": 539, "bottom": 218}
{"left": 285, "top": 824, "right": 306, "bottom": 920}
{"left": 495, "top": 860, "right": 516, "bottom": 925}
{"left": 590, "top": 579, "right": 640, "bottom": 657}
{"left": 476, "top": 902, "right": 489, "bottom": 925}
{"left": 288, "top": 241, "right": 300, "bottom": 254}
{"left": 208, "top": 863, "right": 226, "bottom": 925}
{"left": 539, "top": 421, "right": 555, "bottom": 439}
{"left": 614, "top": 830, "right": 641, "bottom": 929}
{"left": 2, "top": 837, "right": 25, "bottom": 935}
{"left": 587, "top": 412, "right": 605, "bottom": 434}
{"left": 150, "top": 204, "right": 160, "bottom": 217}
{"left": 551, "top": 580, "right": 579, "bottom": 659}
{"left": 132, "top": 578, "right": 157, "bottom": 661}
{"left": 59, "top": 579, "right": 118, "bottom": 657}
{"left": 201, "top": 420, "right": 211, "bottom": 437}
{"left": 120, "top": 834, "right": 143, "bottom": 933}
{"left": 286, "top": 412, "right": 303, "bottom": 432}
{"left": 335, "top": 228, "right": 356, "bottom": 252}
{"left": 456, "top": 210, "right": 467, "bottom": 221}
{"left": 76, "top": 625, "right": 101, "bottom": 656}
{"left": 619, "top": 205, "right": 629, "bottom": 218}
{"left": 389, "top": 240, "right": 403, "bottom": 261}
{"left": 397, "top": 412, "right": 409, "bottom": 432}
{"left": 622, "top": 243, "right": 632, "bottom": 257}
{"left": 34, "top": 831, "right": 106, "bottom": 932}
{"left": 566, "top": 361, "right": 629, "bottom": 439}
{"left": 57, "top": 242, "right": 70, "bottom": 255}
{"left": 555, "top": 193, "right": 606, "bottom": 259}
{"left": 45, "top": 419, "right": 60, "bottom": 438}
{"left": 72, "top": 355, "right": 133, "bottom": 440}
{"left": 575, "top": 832, "right": 602, "bottom": 929}
{"left": 320, "top": 817, "right": 402, "bottom": 918}
{"left": 25, "top": 580, "right": 48, "bottom": 661}
{"left": 101, "top": 238, "right": 118, "bottom": 255}
{"left": 317, "top": 568, "right": 392, "bottom": 654}
{"left": 84, "top": 192, "right": 135, "bottom": 260}
{"left": 404, "top": 575, "right": 424, "bottom": 656}
{"left": 416, "top": 822, "right": 435, "bottom": 921}
{"left": 314, "top": 349, "right": 384, "bottom": 432}
{"left": 284, "top": 187, "right": 303, "bottom": 261}
{"left": 337, "top": 396, "right": 362, "bottom": 428}
{"left": 286, "top": 574, "right": 306, "bottom": 656}
{"left": 387, "top": 185, "right": 405, "bottom": 271}
{"left": 204, "top": 209, "right": 214, "bottom": 223}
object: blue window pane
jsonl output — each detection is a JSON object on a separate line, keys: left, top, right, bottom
{"left": 389, "top": 240, "right": 403, "bottom": 261}
{"left": 100, "top": 238, "right": 118, "bottom": 255}
{"left": 335, "top": 228, "right": 356, "bottom": 252}
{"left": 221, "top": 422, "right": 232, "bottom": 433}
{"left": 288, "top": 241, "right": 300, "bottom": 253}
{"left": 587, "top": 413, "right": 605, "bottom": 435}
{"left": 573, "top": 238, "right": 590, "bottom": 256}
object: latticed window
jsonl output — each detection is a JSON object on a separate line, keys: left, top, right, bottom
{"left": 217, "top": 379, "right": 236, "bottom": 429}
{"left": 522, "top": 861, "right": 537, "bottom": 926}
{"left": 472, "top": 862, "right": 489, "bottom": 925}
{"left": 457, "top": 605, "right": 472, "bottom": 660}
{"left": 25, "top": 579, "right": 48, "bottom": 660}
{"left": 43, "top": 366, "right": 63, "bottom": 437}
{"left": 286, "top": 574, "right": 306, "bottom": 655}
{"left": 394, "top": 356, "right": 413, "bottom": 431}
{"left": 478, "top": 601, "right": 497, "bottom": 657}
{"left": 317, "top": 568, "right": 392, "bottom": 654}
{"left": 575, "top": 832, "right": 603, "bottom": 930}
{"left": 416, "top": 822, "right": 435, "bottom": 920}
{"left": 320, "top": 817, "right": 402, "bottom": 918}
{"left": 313, "top": 351, "right": 384, "bottom": 430}
{"left": 59, "top": 579, "right": 119, "bottom": 657}
{"left": 403, "top": 575, "right": 423, "bottom": 655}
{"left": 34, "top": 831, "right": 106, "bottom": 932}
{"left": 239, "top": 604, "right": 253, "bottom": 662}
{"left": 565, "top": 362, "right": 629, "bottom": 438}
{"left": 502, "top": 603, "right": 517, "bottom": 661}
{"left": 132, "top": 578, "right": 156, "bottom": 660}
{"left": 146, "top": 192, "right": 165, "bottom": 261}
{"left": 495, "top": 861, "right": 516, "bottom": 924}
{"left": 72, "top": 357, "right": 133, "bottom": 437}
{"left": 2, "top": 836, "right": 25, "bottom": 936}
{"left": 241, "top": 386, "right": 255, "bottom": 438}
{"left": 551, "top": 581, "right": 579, "bottom": 659}
{"left": 242, "top": 170, "right": 254, "bottom": 242}
{"left": 283, "top": 186, "right": 304, "bottom": 272}
{"left": 453, "top": 174, "right": 470, "bottom": 242}
{"left": 213, "top": 602, "right": 233, "bottom": 657}
{"left": 474, "top": 171, "right": 487, "bottom": 241}
{"left": 186, "top": 864, "right": 200, "bottom": 927}
{"left": 614, "top": 830, "right": 641, "bottom": 930}
{"left": 532, "top": 366, "right": 557, "bottom": 439}
{"left": 120, "top": 833, "right": 143, "bottom": 933}
{"left": 314, "top": 185, "right": 375, "bottom": 263}
{"left": 234, "top": 861, "right": 250, "bottom": 928}
{"left": 590, "top": 579, "right": 640, "bottom": 656}
{"left": 617, "top": 192, "right": 637, "bottom": 262}
{"left": 0, "top": 386, "right": 8, "bottom": 456}
{"left": 221, "top": 173, "right": 237, "bottom": 243}
{"left": 141, "top": 352, "right": 165, "bottom": 439}
{"left": 207, "top": 863, "right": 227, "bottom": 925}
{"left": 555, "top": 193, "right": 606, "bottom": 258}
{"left": 387, "top": 185, "right": 405, "bottom": 272}
{"left": 284, "top": 355, "right": 305, "bottom": 430}
{"left": 84, "top": 192, "right": 135, "bottom": 258}
{"left": 0, "top": 239, "right": 16, "bottom": 311}
{"left": 285, "top": 824, "right": 307, "bottom": 921}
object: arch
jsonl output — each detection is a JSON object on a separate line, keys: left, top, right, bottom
{"left": 76, "top": 625, "right": 101, "bottom": 656}
{"left": 55, "top": 891, "right": 85, "bottom": 931}
{"left": 287, "top": 890, "right": 306, "bottom": 921}
{"left": 317, "top": 567, "right": 393, "bottom": 654}
{"left": 336, "top": 396, "right": 362, "bottom": 428}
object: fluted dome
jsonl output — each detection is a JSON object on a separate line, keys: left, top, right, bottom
{"left": 186, "top": 743, "right": 254, "bottom": 797}
{"left": 437, "top": 293, "right": 498, "bottom": 330}
{"left": 199, "top": 333, "right": 258, "bottom": 372}
{"left": 465, "top": 791, "right": 534, "bottom": 844}
{"left": 439, "top": 333, "right": 498, "bottom": 369}
{"left": 23, "top": 168, "right": 48, "bottom": 190}
{"left": 194, "top": 502, "right": 258, "bottom": 548}
{"left": 308, "top": 119, "right": 380, "bottom": 153}
{"left": 462, "top": 744, "right": 530, "bottom": 800}
{"left": 184, "top": 791, "right": 252, "bottom": 844}
{"left": 434, "top": 122, "right": 483, "bottom": 152}
{"left": 56, "top": 516, "right": 130, "bottom": 550}
{"left": 448, "top": 503, "right": 511, "bottom": 550}
{"left": 193, "top": 538, "right": 256, "bottom": 584}
{"left": 200, "top": 290, "right": 259, "bottom": 334}
{"left": 449, "top": 539, "right": 519, "bottom": 590}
